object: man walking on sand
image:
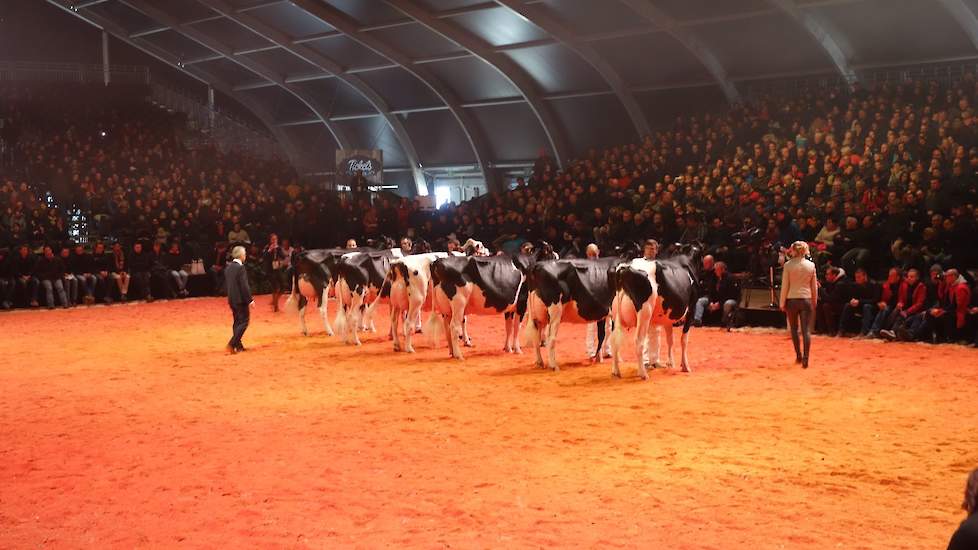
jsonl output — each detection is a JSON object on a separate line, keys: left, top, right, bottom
{"left": 226, "top": 246, "right": 254, "bottom": 354}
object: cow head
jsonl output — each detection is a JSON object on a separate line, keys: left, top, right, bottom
{"left": 534, "top": 240, "right": 558, "bottom": 261}
{"left": 614, "top": 241, "right": 643, "bottom": 259}
{"left": 462, "top": 238, "right": 489, "bottom": 257}
{"left": 414, "top": 239, "right": 432, "bottom": 254}
{"left": 370, "top": 235, "right": 396, "bottom": 250}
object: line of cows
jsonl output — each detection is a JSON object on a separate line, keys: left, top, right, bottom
{"left": 284, "top": 239, "right": 700, "bottom": 380}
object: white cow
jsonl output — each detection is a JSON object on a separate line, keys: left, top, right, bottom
{"left": 387, "top": 251, "right": 463, "bottom": 353}
{"left": 610, "top": 257, "right": 696, "bottom": 380}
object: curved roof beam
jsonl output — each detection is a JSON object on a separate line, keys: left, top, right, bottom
{"left": 46, "top": 0, "right": 305, "bottom": 169}
{"left": 193, "top": 0, "right": 429, "bottom": 196}
{"left": 495, "top": 0, "right": 651, "bottom": 138}
{"left": 384, "top": 0, "right": 572, "bottom": 169}
{"left": 617, "top": 0, "right": 740, "bottom": 103}
{"left": 764, "top": 0, "right": 857, "bottom": 83}
{"left": 119, "top": 0, "right": 351, "bottom": 152}
{"left": 288, "top": 0, "right": 497, "bottom": 191}
{"left": 938, "top": 0, "right": 978, "bottom": 52}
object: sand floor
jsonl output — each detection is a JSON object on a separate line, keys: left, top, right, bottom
{"left": 1, "top": 296, "right": 976, "bottom": 549}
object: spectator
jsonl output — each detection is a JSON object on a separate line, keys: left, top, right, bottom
{"left": 127, "top": 241, "right": 154, "bottom": 302}
{"left": 58, "top": 246, "right": 78, "bottom": 307}
{"left": 816, "top": 266, "right": 847, "bottom": 335}
{"left": 228, "top": 222, "right": 251, "bottom": 244}
{"left": 91, "top": 241, "right": 114, "bottom": 304}
{"left": 693, "top": 260, "right": 739, "bottom": 329}
{"left": 880, "top": 268, "right": 927, "bottom": 340}
{"left": 164, "top": 242, "right": 190, "bottom": 298}
{"left": 262, "top": 233, "right": 288, "bottom": 312}
{"left": 10, "top": 244, "right": 38, "bottom": 307}
{"left": 69, "top": 243, "right": 96, "bottom": 305}
{"left": 110, "top": 242, "right": 130, "bottom": 302}
{"left": 867, "top": 268, "right": 903, "bottom": 338}
{"left": 836, "top": 268, "right": 879, "bottom": 337}
{"left": 210, "top": 242, "right": 229, "bottom": 296}
{"left": 898, "top": 265, "right": 946, "bottom": 342}
{"left": 929, "top": 269, "right": 972, "bottom": 343}
{"left": 33, "top": 245, "right": 68, "bottom": 309}
{"left": 0, "top": 247, "right": 13, "bottom": 309}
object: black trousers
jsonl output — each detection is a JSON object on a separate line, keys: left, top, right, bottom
{"left": 229, "top": 302, "right": 250, "bottom": 349}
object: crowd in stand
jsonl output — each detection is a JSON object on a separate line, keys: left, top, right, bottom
{"left": 1, "top": 78, "right": 977, "bottom": 346}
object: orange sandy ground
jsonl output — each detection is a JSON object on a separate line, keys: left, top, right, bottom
{"left": 1, "top": 297, "right": 976, "bottom": 549}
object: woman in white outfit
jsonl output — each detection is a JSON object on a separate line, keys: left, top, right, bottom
{"left": 779, "top": 241, "right": 818, "bottom": 368}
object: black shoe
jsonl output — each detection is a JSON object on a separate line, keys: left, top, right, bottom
{"left": 795, "top": 355, "right": 803, "bottom": 364}
{"left": 692, "top": 318, "right": 703, "bottom": 328}
{"left": 236, "top": 345, "right": 246, "bottom": 352}
{"left": 226, "top": 345, "right": 238, "bottom": 354}
{"left": 879, "top": 329, "right": 896, "bottom": 341}
{"left": 802, "top": 357, "right": 809, "bottom": 369}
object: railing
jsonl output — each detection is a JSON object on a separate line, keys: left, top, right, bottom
{"left": 148, "top": 78, "right": 284, "bottom": 161}
{"left": 0, "top": 60, "right": 148, "bottom": 84}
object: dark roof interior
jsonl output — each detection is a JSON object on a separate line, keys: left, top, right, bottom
{"left": 44, "top": 0, "right": 978, "bottom": 193}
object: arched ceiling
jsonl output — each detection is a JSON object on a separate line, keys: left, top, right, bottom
{"left": 50, "top": 0, "right": 978, "bottom": 194}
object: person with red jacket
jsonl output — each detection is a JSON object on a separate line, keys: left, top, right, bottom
{"left": 929, "top": 269, "right": 972, "bottom": 343}
{"left": 868, "top": 267, "right": 903, "bottom": 338}
{"left": 880, "top": 268, "right": 928, "bottom": 340}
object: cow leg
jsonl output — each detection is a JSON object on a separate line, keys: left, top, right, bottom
{"left": 610, "top": 316, "right": 623, "bottom": 378}
{"left": 347, "top": 293, "right": 364, "bottom": 345}
{"left": 298, "top": 303, "right": 309, "bottom": 336}
{"left": 662, "top": 324, "right": 675, "bottom": 369}
{"left": 404, "top": 295, "right": 423, "bottom": 353}
{"left": 635, "top": 313, "right": 650, "bottom": 381}
{"left": 545, "top": 304, "right": 563, "bottom": 371}
{"left": 650, "top": 326, "right": 668, "bottom": 369}
{"left": 680, "top": 329, "right": 692, "bottom": 373}
{"left": 594, "top": 318, "right": 608, "bottom": 363}
{"left": 530, "top": 318, "right": 545, "bottom": 368}
{"left": 449, "top": 297, "right": 466, "bottom": 360}
{"left": 391, "top": 304, "right": 402, "bottom": 352}
{"left": 461, "top": 316, "right": 473, "bottom": 347}
{"left": 318, "top": 287, "right": 333, "bottom": 337}
{"left": 441, "top": 315, "right": 454, "bottom": 357}
{"left": 513, "top": 314, "right": 524, "bottom": 355}
{"left": 503, "top": 312, "right": 514, "bottom": 353}
{"left": 333, "top": 279, "right": 348, "bottom": 338}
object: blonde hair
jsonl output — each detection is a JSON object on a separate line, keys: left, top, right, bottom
{"left": 231, "top": 246, "right": 246, "bottom": 260}
{"left": 789, "top": 241, "right": 810, "bottom": 259}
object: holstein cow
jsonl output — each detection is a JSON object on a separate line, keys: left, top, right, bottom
{"left": 429, "top": 243, "right": 555, "bottom": 359}
{"left": 387, "top": 239, "right": 487, "bottom": 353}
{"left": 523, "top": 257, "right": 622, "bottom": 371}
{"left": 285, "top": 247, "right": 373, "bottom": 336}
{"left": 334, "top": 248, "right": 403, "bottom": 345}
{"left": 610, "top": 249, "right": 700, "bottom": 380}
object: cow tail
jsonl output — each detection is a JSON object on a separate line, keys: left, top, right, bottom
{"left": 424, "top": 310, "right": 443, "bottom": 345}
{"left": 283, "top": 265, "right": 299, "bottom": 316}
{"left": 364, "top": 270, "right": 393, "bottom": 319}
{"left": 333, "top": 278, "right": 348, "bottom": 336}
{"left": 519, "top": 291, "right": 539, "bottom": 349}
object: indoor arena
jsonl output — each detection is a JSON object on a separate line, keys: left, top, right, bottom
{"left": 2, "top": 0, "right": 978, "bottom": 548}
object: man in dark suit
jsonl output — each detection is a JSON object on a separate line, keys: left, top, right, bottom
{"left": 225, "top": 245, "right": 253, "bottom": 354}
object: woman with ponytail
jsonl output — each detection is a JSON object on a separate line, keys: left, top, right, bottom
{"left": 779, "top": 241, "right": 817, "bottom": 368}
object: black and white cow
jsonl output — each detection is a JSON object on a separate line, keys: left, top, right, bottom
{"left": 334, "top": 248, "right": 403, "bottom": 345}
{"left": 610, "top": 250, "right": 700, "bottom": 380}
{"left": 386, "top": 239, "right": 486, "bottom": 353}
{"left": 285, "top": 247, "right": 373, "bottom": 336}
{"left": 523, "top": 257, "right": 622, "bottom": 371}
{"left": 429, "top": 244, "right": 555, "bottom": 359}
